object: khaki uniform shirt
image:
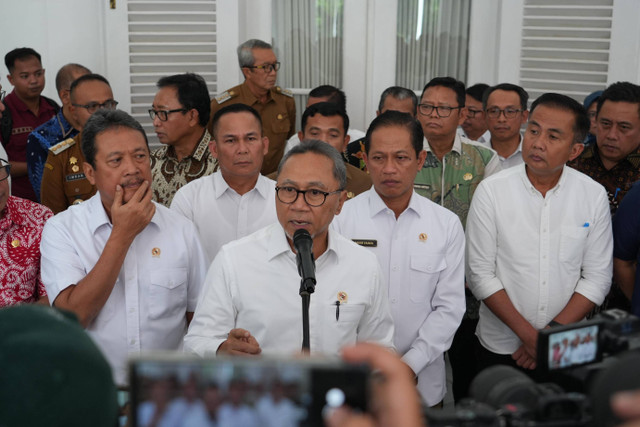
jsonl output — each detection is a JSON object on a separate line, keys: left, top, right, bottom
{"left": 41, "top": 133, "right": 96, "bottom": 214}
{"left": 150, "top": 129, "right": 219, "bottom": 207}
{"left": 208, "top": 82, "right": 296, "bottom": 175}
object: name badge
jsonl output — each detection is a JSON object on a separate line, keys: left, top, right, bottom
{"left": 352, "top": 239, "right": 377, "bottom": 247}
{"left": 65, "top": 173, "right": 86, "bottom": 182}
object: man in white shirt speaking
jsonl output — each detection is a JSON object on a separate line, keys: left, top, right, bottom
{"left": 41, "top": 110, "right": 208, "bottom": 385}
{"left": 184, "top": 139, "right": 395, "bottom": 357}
{"left": 334, "top": 111, "right": 465, "bottom": 406}
{"left": 466, "top": 93, "right": 613, "bottom": 374}
{"left": 171, "top": 103, "right": 277, "bottom": 264}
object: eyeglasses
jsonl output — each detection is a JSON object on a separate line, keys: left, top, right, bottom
{"left": 486, "top": 107, "right": 523, "bottom": 119}
{"left": 0, "top": 163, "right": 11, "bottom": 182}
{"left": 466, "top": 108, "right": 484, "bottom": 118}
{"left": 0, "top": 90, "right": 5, "bottom": 102}
{"left": 418, "top": 104, "right": 462, "bottom": 118}
{"left": 148, "top": 108, "right": 188, "bottom": 121}
{"left": 244, "top": 62, "right": 281, "bottom": 73}
{"left": 276, "top": 186, "right": 343, "bottom": 207}
{"left": 72, "top": 100, "right": 118, "bottom": 114}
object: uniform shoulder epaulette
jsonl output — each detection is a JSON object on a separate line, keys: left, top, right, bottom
{"left": 215, "top": 90, "right": 237, "bottom": 104}
{"left": 48, "top": 137, "right": 76, "bottom": 155}
{"left": 275, "top": 86, "right": 294, "bottom": 98}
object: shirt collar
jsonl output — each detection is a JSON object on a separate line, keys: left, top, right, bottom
{"left": 213, "top": 171, "right": 272, "bottom": 199}
{"left": 425, "top": 133, "right": 463, "bottom": 155}
{"left": 86, "top": 193, "right": 161, "bottom": 234}
{"left": 240, "top": 82, "right": 273, "bottom": 105}
{"left": 56, "top": 110, "right": 76, "bottom": 138}
{"left": 266, "top": 223, "right": 339, "bottom": 263}
{"left": 368, "top": 188, "right": 421, "bottom": 219}
{"left": 191, "top": 130, "right": 212, "bottom": 161}
{"left": 489, "top": 134, "right": 523, "bottom": 160}
{"left": 519, "top": 163, "right": 568, "bottom": 196}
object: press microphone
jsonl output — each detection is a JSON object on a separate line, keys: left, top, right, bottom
{"left": 293, "top": 229, "right": 316, "bottom": 294}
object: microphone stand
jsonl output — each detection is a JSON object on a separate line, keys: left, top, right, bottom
{"left": 300, "top": 278, "right": 315, "bottom": 353}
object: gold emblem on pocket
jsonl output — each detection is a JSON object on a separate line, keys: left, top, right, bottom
{"left": 419, "top": 233, "right": 428, "bottom": 242}
{"left": 151, "top": 247, "right": 161, "bottom": 257}
{"left": 337, "top": 291, "right": 348, "bottom": 303}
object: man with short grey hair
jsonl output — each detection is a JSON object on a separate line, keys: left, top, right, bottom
{"left": 207, "top": 39, "right": 295, "bottom": 174}
{"left": 185, "top": 139, "right": 394, "bottom": 358}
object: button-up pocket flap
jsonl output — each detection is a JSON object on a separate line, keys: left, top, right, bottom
{"left": 150, "top": 268, "right": 188, "bottom": 290}
{"left": 410, "top": 254, "right": 447, "bottom": 273}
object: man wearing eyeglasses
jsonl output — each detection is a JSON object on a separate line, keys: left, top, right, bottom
{"left": 207, "top": 39, "right": 296, "bottom": 175}
{"left": 171, "top": 103, "right": 277, "bottom": 264}
{"left": 460, "top": 83, "right": 490, "bottom": 144}
{"left": 149, "top": 73, "right": 219, "bottom": 207}
{"left": 1, "top": 48, "right": 59, "bottom": 202}
{"left": 41, "top": 74, "right": 116, "bottom": 214}
{"left": 482, "top": 83, "right": 530, "bottom": 169}
{"left": 185, "top": 140, "right": 394, "bottom": 358}
{"left": 27, "top": 63, "right": 91, "bottom": 202}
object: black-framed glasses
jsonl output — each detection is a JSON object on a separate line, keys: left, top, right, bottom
{"left": 72, "top": 100, "right": 118, "bottom": 114}
{"left": 466, "top": 108, "right": 484, "bottom": 118}
{"left": 148, "top": 108, "right": 188, "bottom": 121}
{"left": 244, "top": 62, "right": 280, "bottom": 73}
{"left": 276, "top": 186, "right": 343, "bottom": 207}
{"left": 0, "top": 162, "right": 11, "bottom": 182}
{"left": 486, "top": 107, "right": 523, "bottom": 119}
{"left": 418, "top": 104, "right": 462, "bottom": 118}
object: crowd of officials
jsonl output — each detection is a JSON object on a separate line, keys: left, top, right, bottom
{"left": 2, "top": 38, "right": 640, "bottom": 426}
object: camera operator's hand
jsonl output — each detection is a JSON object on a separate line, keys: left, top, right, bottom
{"left": 325, "top": 343, "right": 425, "bottom": 427}
{"left": 217, "top": 328, "right": 261, "bottom": 356}
{"left": 612, "top": 391, "right": 640, "bottom": 426}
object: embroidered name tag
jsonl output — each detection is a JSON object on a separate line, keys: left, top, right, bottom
{"left": 65, "top": 173, "right": 86, "bottom": 182}
{"left": 413, "top": 184, "right": 431, "bottom": 191}
{"left": 352, "top": 239, "right": 377, "bottom": 247}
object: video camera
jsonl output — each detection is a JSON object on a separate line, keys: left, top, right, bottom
{"left": 426, "top": 309, "right": 640, "bottom": 426}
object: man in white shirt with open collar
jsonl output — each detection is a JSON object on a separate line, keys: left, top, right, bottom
{"left": 466, "top": 93, "right": 612, "bottom": 374}
{"left": 171, "top": 103, "right": 277, "bottom": 264}
{"left": 184, "top": 140, "right": 395, "bottom": 357}
{"left": 334, "top": 111, "right": 465, "bottom": 407}
{"left": 41, "top": 110, "right": 207, "bottom": 385}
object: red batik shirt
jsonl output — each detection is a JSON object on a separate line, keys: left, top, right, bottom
{"left": 0, "top": 196, "right": 53, "bottom": 306}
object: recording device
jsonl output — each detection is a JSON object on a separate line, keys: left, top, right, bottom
{"left": 129, "top": 354, "right": 370, "bottom": 427}
{"left": 293, "top": 229, "right": 316, "bottom": 294}
{"left": 426, "top": 310, "right": 640, "bottom": 426}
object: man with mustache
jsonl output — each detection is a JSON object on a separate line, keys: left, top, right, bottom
{"left": 41, "top": 109, "right": 207, "bottom": 386}
{"left": 466, "top": 93, "right": 612, "bottom": 376}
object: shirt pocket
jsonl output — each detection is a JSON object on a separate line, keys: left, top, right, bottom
{"left": 559, "top": 226, "right": 589, "bottom": 266}
{"left": 271, "top": 114, "right": 291, "bottom": 135}
{"left": 409, "top": 254, "right": 447, "bottom": 303}
{"left": 148, "top": 267, "right": 188, "bottom": 320}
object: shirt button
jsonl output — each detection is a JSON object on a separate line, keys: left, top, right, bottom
{"left": 391, "top": 298, "right": 397, "bottom": 303}
{"left": 130, "top": 339, "right": 136, "bottom": 345}
{"left": 392, "top": 266, "right": 399, "bottom": 271}
{"left": 129, "top": 308, "right": 134, "bottom": 313}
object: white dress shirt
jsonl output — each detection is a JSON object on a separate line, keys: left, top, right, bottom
{"left": 334, "top": 189, "right": 465, "bottom": 405}
{"left": 41, "top": 194, "right": 208, "bottom": 385}
{"left": 171, "top": 171, "right": 277, "bottom": 264}
{"left": 466, "top": 164, "right": 613, "bottom": 355}
{"left": 480, "top": 134, "right": 524, "bottom": 169}
{"left": 459, "top": 128, "right": 491, "bottom": 145}
{"left": 184, "top": 223, "right": 395, "bottom": 357}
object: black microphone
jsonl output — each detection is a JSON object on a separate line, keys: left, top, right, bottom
{"left": 293, "top": 229, "right": 316, "bottom": 294}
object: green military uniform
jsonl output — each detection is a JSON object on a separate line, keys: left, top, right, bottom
{"left": 208, "top": 82, "right": 296, "bottom": 175}
{"left": 41, "top": 133, "right": 96, "bottom": 214}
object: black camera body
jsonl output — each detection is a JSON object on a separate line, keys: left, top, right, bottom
{"left": 426, "top": 310, "right": 640, "bottom": 427}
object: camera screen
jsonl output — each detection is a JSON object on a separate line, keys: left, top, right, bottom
{"left": 546, "top": 324, "right": 599, "bottom": 370}
{"left": 130, "top": 356, "right": 369, "bottom": 427}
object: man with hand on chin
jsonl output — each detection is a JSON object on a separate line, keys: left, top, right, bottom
{"left": 184, "top": 140, "right": 394, "bottom": 357}
{"left": 41, "top": 110, "right": 207, "bottom": 385}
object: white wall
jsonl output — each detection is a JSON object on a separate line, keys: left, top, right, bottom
{"left": 1, "top": 0, "right": 106, "bottom": 102}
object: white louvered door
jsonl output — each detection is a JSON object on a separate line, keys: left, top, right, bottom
{"left": 519, "top": 0, "right": 612, "bottom": 103}
{"left": 121, "top": 0, "right": 217, "bottom": 146}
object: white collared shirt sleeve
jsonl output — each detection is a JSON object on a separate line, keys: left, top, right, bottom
{"left": 355, "top": 260, "right": 396, "bottom": 350}
{"left": 465, "top": 179, "right": 506, "bottom": 300}
{"left": 402, "top": 213, "right": 465, "bottom": 375}
{"left": 184, "top": 247, "right": 236, "bottom": 356}
{"left": 483, "top": 151, "right": 502, "bottom": 177}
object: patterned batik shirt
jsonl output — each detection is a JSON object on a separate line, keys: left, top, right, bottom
{"left": 568, "top": 144, "right": 640, "bottom": 215}
{"left": 0, "top": 196, "right": 53, "bottom": 306}
{"left": 150, "top": 130, "right": 219, "bottom": 207}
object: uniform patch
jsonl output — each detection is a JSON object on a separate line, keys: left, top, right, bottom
{"left": 65, "top": 173, "right": 86, "bottom": 182}
{"left": 276, "top": 86, "right": 294, "bottom": 98}
{"left": 215, "top": 91, "right": 234, "bottom": 104}
{"left": 352, "top": 239, "right": 377, "bottom": 247}
{"left": 49, "top": 137, "right": 76, "bottom": 155}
